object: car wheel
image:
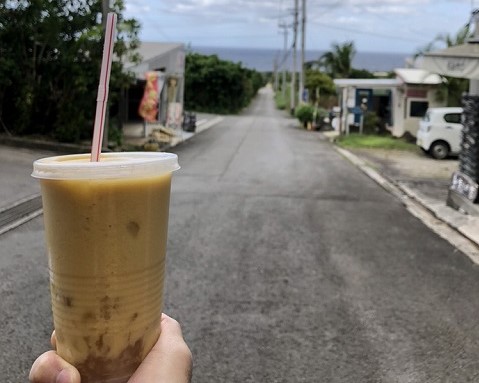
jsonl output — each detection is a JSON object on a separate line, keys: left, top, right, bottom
{"left": 430, "top": 141, "right": 449, "bottom": 160}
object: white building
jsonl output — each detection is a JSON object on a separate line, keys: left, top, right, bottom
{"left": 334, "top": 68, "right": 445, "bottom": 137}
{"left": 123, "top": 42, "right": 186, "bottom": 125}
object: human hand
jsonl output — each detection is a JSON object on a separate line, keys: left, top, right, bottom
{"left": 29, "top": 313, "right": 193, "bottom": 383}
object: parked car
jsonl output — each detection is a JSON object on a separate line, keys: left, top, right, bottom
{"left": 416, "top": 107, "right": 463, "bottom": 159}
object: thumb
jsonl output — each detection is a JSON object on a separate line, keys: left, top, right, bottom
{"left": 29, "top": 350, "right": 80, "bottom": 383}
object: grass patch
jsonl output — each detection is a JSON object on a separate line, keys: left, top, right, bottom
{"left": 274, "top": 91, "right": 288, "bottom": 110}
{"left": 336, "top": 134, "right": 418, "bottom": 151}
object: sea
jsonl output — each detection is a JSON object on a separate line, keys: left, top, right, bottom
{"left": 191, "top": 45, "right": 413, "bottom": 73}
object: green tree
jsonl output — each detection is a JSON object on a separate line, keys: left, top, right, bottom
{"left": 185, "top": 53, "right": 264, "bottom": 114}
{"left": 304, "top": 69, "right": 335, "bottom": 107}
{"left": 0, "top": 0, "right": 140, "bottom": 141}
{"left": 350, "top": 68, "right": 376, "bottom": 79}
{"left": 320, "top": 41, "right": 356, "bottom": 78}
{"left": 414, "top": 25, "right": 470, "bottom": 58}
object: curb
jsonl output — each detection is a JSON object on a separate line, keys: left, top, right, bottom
{"left": 333, "top": 145, "right": 479, "bottom": 260}
{"left": 0, "top": 116, "right": 224, "bottom": 154}
{"left": 161, "top": 116, "right": 224, "bottom": 151}
{"left": 0, "top": 134, "right": 92, "bottom": 154}
{"left": 196, "top": 116, "right": 224, "bottom": 133}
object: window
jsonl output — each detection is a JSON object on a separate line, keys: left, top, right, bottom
{"left": 444, "top": 113, "right": 462, "bottom": 123}
{"left": 409, "top": 101, "right": 429, "bottom": 117}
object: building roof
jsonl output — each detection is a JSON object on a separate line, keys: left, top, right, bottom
{"left": 129, "top": 42, "right": 184, "bottom": 64}
{"left": 394, "top": 68, "right": 443, "bottom": 85}
{"left": 124, "top": 42, "right": 185, "bottom": 79}
{"left": 334, "top": 78, "right": 401, "bottom": 88}
{"left": 423, "top": 43, "right": 479, "bottom": 59}
{"left": 334, "top": 68, "right": 443, "bottom": 89}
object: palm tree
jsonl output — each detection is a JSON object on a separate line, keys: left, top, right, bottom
{"left": 414, "top": 24, "right": 470, "bottom": 59}
{"left": 414, "top": 25, "right": 470, "bottom": 106}
{"left": 319, "top": 41, "right": 356, "bottom": 79}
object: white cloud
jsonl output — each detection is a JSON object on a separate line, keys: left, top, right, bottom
{"left": 124, "top": 0, "right": 151, "bottom": 15}
{"left": 123, "top": 0, "right": 473, "bottom": 53}
{"left": 362, "top": 5, "right": 413, "bottom": 15}
{"left": 346, "top": 0, "right": 430, "bottom": 6}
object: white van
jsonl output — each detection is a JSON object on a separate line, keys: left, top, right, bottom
{"left": 416, "top": 107, "right": 463, "bottom": 159}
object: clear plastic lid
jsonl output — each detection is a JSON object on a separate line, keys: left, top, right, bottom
{"left": 32, "top": 152, "right": 180, "bottom": 180}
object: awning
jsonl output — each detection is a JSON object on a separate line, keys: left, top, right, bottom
{"left": 419, "top": 43, "right": 479, "bottom": 79}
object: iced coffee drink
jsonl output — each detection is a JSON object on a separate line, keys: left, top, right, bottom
{"left": 32, "top": 152, "right": 179, "bottom": 383}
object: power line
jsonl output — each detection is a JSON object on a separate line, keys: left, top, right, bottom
{"left": 278, "top": 47, "right": 292, "bottom": 68}
{"left": 309, "top": 20, "right": 429, "bottom": 44}
{"left": 140, "top": 15, "right": 172, "bottom": 40}
{"left": 170, "top": 33, "right": 281, "bottom": 41}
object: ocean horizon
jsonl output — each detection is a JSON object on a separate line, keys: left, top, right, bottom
{"left": 191, "top": 45, "right": 413, "bottom": 73}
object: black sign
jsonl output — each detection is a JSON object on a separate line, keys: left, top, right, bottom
{"left": 446, "top": 59, "right": 466, "bottom": 72}
{"left": 449, "top": 171, "right": 479, "bottom": 202}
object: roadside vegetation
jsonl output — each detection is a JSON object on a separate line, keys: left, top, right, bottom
{"left": 0, "top": 1, "right": 265, "bottom": 144}
{"left": 0, "top": 0, "right": 140, "bottom": 143}
{"left": 275, "top": 87, "right": 289, "bottom": 110}
{"left": 185, "top": 53, "right": 264, "bottom": 114}
{"left": 336, "top": 134, "right": 419, "bottom": 151}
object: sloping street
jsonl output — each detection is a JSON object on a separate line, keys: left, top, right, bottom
{"left": 2, "top": 87, "right": 479, "bottom": 382}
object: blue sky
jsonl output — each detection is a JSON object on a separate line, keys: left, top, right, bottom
{"left": 124, "top": 0, "right": 475, "bottom": 55}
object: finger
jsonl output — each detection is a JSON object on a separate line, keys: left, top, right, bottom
{"left": 29, "top": 350, "right": 81, "bottom": 383}
{"left": 50, "top": 330, "right": 57, "bottom": 350}
{"left": 160, "top": 313, "right": 184, "bottom": 338}
{"left": 128, "top": 314, "right": 193, "bottom": 383}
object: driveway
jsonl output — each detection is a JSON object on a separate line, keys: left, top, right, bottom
{"left": 349, "top": 148, "right": 459, "bottom": 202}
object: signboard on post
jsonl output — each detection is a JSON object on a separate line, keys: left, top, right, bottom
{"left": 450, "top": 171, "right": 479, "bottom": 202}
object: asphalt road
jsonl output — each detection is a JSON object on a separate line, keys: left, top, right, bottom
{"left": 2, "top": 87, "right": 479, "bottom": 382}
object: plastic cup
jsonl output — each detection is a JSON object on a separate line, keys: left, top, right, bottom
{"left": 32, "top": 152, "right": 180, "bottom": 383}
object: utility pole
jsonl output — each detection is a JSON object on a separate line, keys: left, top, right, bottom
{"left": 278, "top": 21, "right": 289, "bottom": 99}
{"left": 101, "top": 0, "right": 111, "bottom": 150}
{"left": 470, "top": 9, "right": 479, "bottom": 95}
{"left": 290, "top": 0, "right": 298, "bottom": 115}
{"left": 273, "top": 56, "right": 279, "bottom": 92}
{"left": 102, "top": 0, "right": 110, "bottom": 28}
{"left": 299, "top": 0, "right": 306, "bottom": 104}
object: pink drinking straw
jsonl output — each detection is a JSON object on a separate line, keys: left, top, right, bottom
{"left": 91, "top": 12, "right": 117, "bottom": 162}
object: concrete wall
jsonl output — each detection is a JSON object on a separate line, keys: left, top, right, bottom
{"left": 390, "top": 87, "right": 403, "bottom": 137}
{"left": 402, "top": 88, "right": 444, "bottom": 137}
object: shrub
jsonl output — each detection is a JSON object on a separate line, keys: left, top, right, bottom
{"left": 363, "top": 111, "right": 381, "bottom": 134}
{"left": 295, "top": 104, "right": 315, "bottom": 127}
